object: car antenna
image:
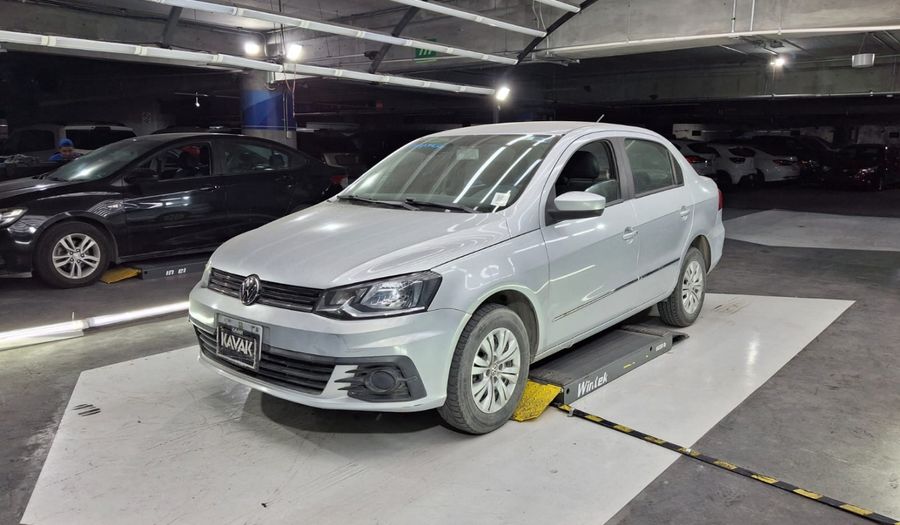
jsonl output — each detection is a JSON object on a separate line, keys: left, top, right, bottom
{"left": 596, "top": 114, "right": 605, "bottom": 122}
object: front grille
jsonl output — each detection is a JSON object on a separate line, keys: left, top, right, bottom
{"left": 208, "top": 268, "right": 323, "bottom": 312}
{"left": 195, "top": 325, "right": 335, "bottom": 394}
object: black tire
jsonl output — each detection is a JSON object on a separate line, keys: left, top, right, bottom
{"left": 438, "top": 304, "right": 530, "bottom": 434}
{"left": 34, "top": 221, "right": 111, "bottom": 288}
{"left": 716, "top": 171, "right": 733, "bottom": 190}
{"left": 658, "top": 247, "right": 707, "bottom": 327}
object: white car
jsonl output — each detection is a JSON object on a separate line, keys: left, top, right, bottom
{"left": 707, "top": 144, "right": 757, "bottom": 186}
{"left": 671, "top": 139, "right": 716, "bottom": 178}
{"left": 738, "top": 143, "right": 800, "bottom": 183}
{"left": 189, "top": 121, "right": 725, "bottom": 434}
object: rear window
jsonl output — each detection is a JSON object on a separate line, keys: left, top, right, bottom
{"left": 728, "top": 147, "right": 755, "bottom": 157}
{"left": 687, "top": 143, "right": 718, "bottom": 155}
{"left": 839, "top": 146, "right": 884, "bottom": 163}
{"left": 65, "top": 128, "right": 136, "bottom": 150}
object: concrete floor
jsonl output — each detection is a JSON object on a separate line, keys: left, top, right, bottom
{"left": 2, "top": 186, "right": 899, "bottom": 524}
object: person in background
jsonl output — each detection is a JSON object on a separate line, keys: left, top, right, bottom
{"left": 49, "top": 138, "right": 82, "bottom": 162}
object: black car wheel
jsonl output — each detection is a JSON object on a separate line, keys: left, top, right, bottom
{"left": 34, "top": 221, "right": 110, "bottom": 288}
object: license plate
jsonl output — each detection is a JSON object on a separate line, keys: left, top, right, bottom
{"left": 216, "top": 315, "right": 262, "bottom": 370}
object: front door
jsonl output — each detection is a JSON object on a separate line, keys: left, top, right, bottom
{"left": 542, "top": 138, "right": 640, "bottom": 348}
{"left": 217, "top": 139, "right": 298, "bottom": 230}
{"left": 121, "top": 141, "right": 229, "bottom": 257}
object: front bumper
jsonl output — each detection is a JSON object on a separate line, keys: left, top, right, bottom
{"left": 189, "top": 283, "right": 468, "bottom": 412}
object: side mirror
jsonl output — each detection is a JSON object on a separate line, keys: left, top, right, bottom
{"left": 550, "top": 191, "right": 606, "bottom": 221}
{"left": 124, "top": 168, "right": 157, "bottom": 185}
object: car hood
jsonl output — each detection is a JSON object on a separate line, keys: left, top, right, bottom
{"left": 0, "top": 176, "right": 70, "bottom": 204}
{"left": 211, "top": 201, "right": 511, "bottom": 289}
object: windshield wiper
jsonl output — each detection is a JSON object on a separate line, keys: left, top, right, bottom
{"left": 404, "top": 199, "right": 476, "bottom": 213}
{"left": 336, "top": 194, "right": 418, "bottom": 210}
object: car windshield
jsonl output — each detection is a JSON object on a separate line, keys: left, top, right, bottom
{"left": 343, "top": 134, "right": 558, "bottom": 213}
{"left": 839, "top": 146, "right": 884, "bottom": 163}
{"left": 45, "top": 139, "right": 157, "bottom": 182}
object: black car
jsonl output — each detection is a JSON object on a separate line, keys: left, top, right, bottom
{"left": 823, "top": 144, "right": 900, "bottom": 191}
{"left": 0, "top": 133, "right": 343, "bottom": 287}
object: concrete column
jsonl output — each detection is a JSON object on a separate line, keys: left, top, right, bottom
{"left": 240, "top": 71, "right": 296, "bottom": 148}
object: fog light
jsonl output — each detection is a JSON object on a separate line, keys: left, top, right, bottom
{"left": 364, "top": 368, "right": 400, "bottom": 393}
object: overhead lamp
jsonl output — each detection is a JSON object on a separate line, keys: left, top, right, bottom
{"left": 495, "top": 85, "right": 511, "bottom": 102}
{"left": 243, "top": 40, "right": 262, "bottom": 56}
{"left": 194, "top": 95, "right": 200, "bottom": 108}
{"left": 770, "top": 56, "right": 786, "bottom": 68}
{"left": 285, "top": 43, "right": 303, "bottom": 62}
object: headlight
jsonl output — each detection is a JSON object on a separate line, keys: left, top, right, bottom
{"left": 316, "top": 271, "right": 442, "bottom": 319}
{"left": 0, "top": 208, "right": 26, "bottom": 227}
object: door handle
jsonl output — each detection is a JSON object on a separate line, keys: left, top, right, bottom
{"left": 622, "top": 227, "right": 637, "bottom": 241}
{"left": 679, "top": 206, "right": 691, "bottom": 220}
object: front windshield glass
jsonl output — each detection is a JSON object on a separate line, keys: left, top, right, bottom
{"left": 46, "top": 139, "right": 157, "bottom": 182}
{"left": 345, "top": 134, "right": 558, "bottom": 212}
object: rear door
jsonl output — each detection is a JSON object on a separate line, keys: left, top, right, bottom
{"left": 121, "top": 141, "right": 230, "bottom": 256}
{"left": 217, "top": 138, "right": 309, "bottom": 230}
{"left": 542, "top": 136, "right": 640, "bottom": 347}
{"left": 622, "top": 137, "right": 694, "bottom": 304}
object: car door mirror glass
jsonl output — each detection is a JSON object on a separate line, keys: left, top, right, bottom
{"left": 124, "top": 168, "right": 157, "bottom": 185}
{"left": 551, "top": 191, "right": 606, "bottom": 220}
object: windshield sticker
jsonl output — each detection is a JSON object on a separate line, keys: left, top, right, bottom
{"left": 491, "top": 192, "right": 511, "bottom": 207}
{"left": 413, "top": 142, "right": 446, "bottom": 151}
{"left": 456, "top": 148, "right": 479, "bottom": 160}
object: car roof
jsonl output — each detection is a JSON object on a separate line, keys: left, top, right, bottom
{"left": 431, "top": 121, "right": 660, "bottom": 138}
{"left": 129, "top": 132, "right": 254, "bottom": 143}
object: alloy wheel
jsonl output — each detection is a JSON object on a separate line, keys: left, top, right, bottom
{"left": 681, "top": 260, "right": 704, "bottom": 315}
{"left": 470, "top": 327, "right": 521, "bottom": 414}
{"left": 52, "top": 233, "right": 102, "bottom": 280}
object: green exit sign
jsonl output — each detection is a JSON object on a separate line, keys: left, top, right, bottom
{"left": 414, "top": 39, "right": 438, "bottom": 62}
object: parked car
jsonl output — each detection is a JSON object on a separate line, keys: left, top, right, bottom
{"left": 706, "top": 143, "right": 757, "bottom": 187}
{"left": 0, "top": 133, "right": 343, "bottom": 287}
{"left": 823, "top": 144, "right": 900, "bottom": 191}
{"left": 0, "top": 123, "right": 136, "bottom": 161}
{"left": 745, "top": 134, "right": 835, "bottom": 182}
{"left": 671, "top": 139, "right": 716, "bottom": 179}
{"left": 734, "top": 141, "right": 800, "bottom": 183}
{"left": 297, "top": 131, "right": 368, "bottom": 181}
{"left": 189, "top": 122, "right": 725, "bottom": 434}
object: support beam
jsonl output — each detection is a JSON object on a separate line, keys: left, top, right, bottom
{"left": 0, "top": 30, "right": 496, "bottom": 96}
{"left": 144, "top": 0, "right": 518, "bottom": 65}
{"left": 160, "top": 6, "right": 183, "bottom": 48}
{"left": 517, "top": 0, "right": 599, "bottom": 62}
{"left": 387, "top": 0, "right": 546, "bottom": 38}
{"left": 369, "top": 6, "right": 419, "bottom": 74}
{"left": 532, "top": 0, "right": 580, "bottom": 13}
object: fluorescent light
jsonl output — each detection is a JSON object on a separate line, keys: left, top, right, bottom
{"left": 0, "top": 30, "right": 496, "bottom": 96}
{"left": 495, "top": 85, "right": 511, "bottom": 102}
{"left": 0, "top": 320, "right": 86, "bottom": 350}
{"left": 388, "top": 0, "right": 546, "bottom": 38}
{"left": 243, "top": 40, "right": 262, "bottom": 56}
{"left": 285, "top": 43, "right": 303, "bottom": 61}
{"left": 87, "top": 301, "right": 190, "bottom": 328}
{"left": 533, "top": 0, "right": 580, "bottom": 13}
{"left": 771, "top": 56, "right": 786, "bottom": 67}
{"left": 145, "top": 0, "right": 518, "bottom": 65}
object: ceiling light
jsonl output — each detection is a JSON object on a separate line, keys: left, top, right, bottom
{"left": 771, "top": 56, "right": 786, "bottom": 67}
{"left": 194, "top": 95, "right": 200, "bottom": 108}
{"left": 495, "top": 85, "right": 511, "bottom": 102}
{"left": 285, "top": 43, "right": 303, "bottom": 62}
{"left": 243, "top": 40, "right": 262, "bottom": 56}
{"left": 851, "top": 53, "right": 875, "bottom": 68}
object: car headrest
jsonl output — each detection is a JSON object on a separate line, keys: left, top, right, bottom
{"left": 560, "top": 151, "right": 600, "bottom": 181}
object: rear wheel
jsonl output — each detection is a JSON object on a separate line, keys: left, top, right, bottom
{"left": 658, "top": 247, "right": 707, "bottom": 327}
{"left": 439, "top": 304, "right": 530, "bottom": 434}
{"left": 34, "top": 222, "right": 110, "bottom": 288}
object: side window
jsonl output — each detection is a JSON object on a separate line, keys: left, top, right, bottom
{"left": 624, "top": 139, "right": 679, "bottom": 195}
{"left": 222, "top": 141, "right": 291, "bottom": 174}
{"left": 554, "top": 141, "right": 620, "bottom": 203}
{"left": 143, "top": 143, "right": 212, "bottom": 180}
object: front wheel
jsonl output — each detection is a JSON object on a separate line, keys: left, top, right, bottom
{"left": 34, "top": 221, "right": 110, "bottom": 288}
{"left": 658, "top": 247, "right": 707, "bottom": 327}
{"left": 439, "top": 304, "right": 530, "bottom": 434}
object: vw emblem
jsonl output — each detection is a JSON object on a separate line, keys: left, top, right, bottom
{"left": 240, "top": 274, "right": 261, "bottom": 305}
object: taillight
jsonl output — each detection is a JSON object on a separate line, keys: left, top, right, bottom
{"left": 718, "top": 189, "right": 724, "bottom": 210}
{"left": 773, "top": 159, "right": 794, "bottom": 166}
{"left": 685, "top": 155, "right": 705, "bottom": 164}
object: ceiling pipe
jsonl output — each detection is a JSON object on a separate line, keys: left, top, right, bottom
{"left": 388, "top": 0, "right": 546, "bottom": 38}
{"left": 144, "top": 0, "right": 518, "bottom": 65}
{"left": 0, "top": 29, "right": 495, "bottom": 96}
